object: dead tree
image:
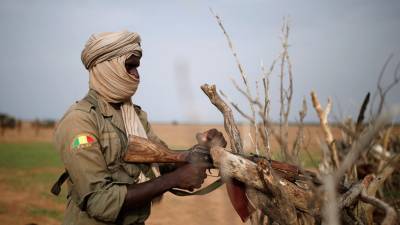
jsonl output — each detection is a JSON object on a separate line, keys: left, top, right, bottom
{"left": 204, "top": 10, "right": 399, "bottom": 225}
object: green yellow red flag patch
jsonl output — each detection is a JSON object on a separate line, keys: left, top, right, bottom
{"left": 71, "top": 134, "right": 96, "bottom": 149}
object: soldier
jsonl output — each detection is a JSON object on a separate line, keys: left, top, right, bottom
{"left": 53, "top": 31, "right": 225, "bottom": 225}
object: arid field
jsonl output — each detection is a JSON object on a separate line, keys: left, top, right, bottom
{"left": 0, "top": 122, "right": 398, "bottom": 225}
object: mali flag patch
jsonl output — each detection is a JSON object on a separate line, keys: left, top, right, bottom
{"left": 71, "top": 134, "right": 96, "bottom": 150}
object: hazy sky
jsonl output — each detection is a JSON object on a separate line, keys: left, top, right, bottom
{"left": 0, "top": 0, "right": 399, "bottom": 123}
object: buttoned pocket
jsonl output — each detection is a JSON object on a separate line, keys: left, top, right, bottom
{"left": 100, "top": 131, "right": 122, "bottom": 170}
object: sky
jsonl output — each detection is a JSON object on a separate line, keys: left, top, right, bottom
{"left": 0, "top": 0, "right": 399, "bottom": 123}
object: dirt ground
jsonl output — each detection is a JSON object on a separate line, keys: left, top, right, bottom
{"left": 0, "top": 122, "right": 399, "bottom": 225}
{"left": 0, "top": 168, "right": 65, "bottom": 225}
{"left": 0, "top": 168, "right": 246, "bottom": 225}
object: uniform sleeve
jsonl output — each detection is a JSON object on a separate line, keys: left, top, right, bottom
{"left": 54, "top": 109, "right": 126, "bottom": 222}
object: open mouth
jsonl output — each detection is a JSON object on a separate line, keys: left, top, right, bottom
{"left": 126, "top": 68, "right": 140, "bottom": 80}
{"left": 131, "top": 72, "right": 140, "bottom": 80}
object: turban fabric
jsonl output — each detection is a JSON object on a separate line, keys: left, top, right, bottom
{"left": 81, "top": 31, "right": 142, "bottom": 70}
{"left": 81, "top": 31, "right": 160, "bottom": 182}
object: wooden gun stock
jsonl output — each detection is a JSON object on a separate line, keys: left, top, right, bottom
{"left": 123, "top": 136, "right": 189, "bottom": 163}
{"left": 123, "top": 136, "right": 301, "bottom": 182}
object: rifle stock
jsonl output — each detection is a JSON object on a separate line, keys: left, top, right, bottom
{"left": 124, "top": 136, "right": 189, "bottom": 163}
{"left": 123, "top": 136, "right": 301, "bottom": 182}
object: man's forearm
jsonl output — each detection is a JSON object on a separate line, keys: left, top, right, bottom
{"left": 120, "top": 172, "right": 177, "bottom": 212}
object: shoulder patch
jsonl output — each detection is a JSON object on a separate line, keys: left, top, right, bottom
{"left": 71, "top": 133, "right": 97, "bottom": 150}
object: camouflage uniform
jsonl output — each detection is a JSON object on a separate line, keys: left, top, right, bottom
{"left": 54, "top": 90, "right": 165, "bottom": 225}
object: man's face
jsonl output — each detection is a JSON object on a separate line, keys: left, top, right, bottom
{"left": 125, "top": 54, "right": 141, "bottom": 80}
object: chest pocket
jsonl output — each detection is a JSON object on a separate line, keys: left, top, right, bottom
{"left": 100, "top": 117, "right": 143, "bottom": 184}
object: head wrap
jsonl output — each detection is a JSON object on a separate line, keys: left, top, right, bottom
{"left": 82, "top": 31, "right": 142, "bottom": 103}
{"left": 81, "top": 31, "right": 160, "bottom": 181}
{"left": 81, "top": 31, "right": 142, "bottom": 70}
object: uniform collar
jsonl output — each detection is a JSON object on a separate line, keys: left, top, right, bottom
{"left": 88, "top": 89, "right": 113, "bottom": 117}
{"left": 87, "top": 90, "right": 126, "bottom": 133}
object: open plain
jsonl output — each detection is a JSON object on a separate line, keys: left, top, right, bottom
{"left": 0, "top": 122, "right": 398, "bottom": 225}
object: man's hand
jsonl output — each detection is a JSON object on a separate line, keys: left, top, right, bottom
{"left": 196, "top": 128, "right": 227, "bottom": 148}
{"left": 171, "top": 163, "right": 207, "bottom": 191}
{"left": 121, "top": 130, "right": 224, "bottom": 212}
{"left": 122, "top": 162, "right": 207, "bottom": 212}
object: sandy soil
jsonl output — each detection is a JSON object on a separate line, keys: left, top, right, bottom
{"left": 147, "top": 177, "right": 250, "bottom": 225}
{"left": 0, "top": 173, "right": 246, "bottom": 225}
{"left": 0, "top": 122, "right": 399, "bottom": 225}
{"left": 0, "top": 168, "right": 64, "bottom": 225}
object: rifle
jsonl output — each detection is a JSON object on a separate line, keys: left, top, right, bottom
{"left": 123, "top": 135, "right": 301, "bottom": 222}
{"left": 123, "top": 135, "right": 300, "bottom": 181}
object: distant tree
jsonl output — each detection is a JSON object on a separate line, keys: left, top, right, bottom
{"left": 31, "top": 118, "right": 56, "bottom": 136}
{"left": 0, "top": 113, "right": 17, "bottom": 136}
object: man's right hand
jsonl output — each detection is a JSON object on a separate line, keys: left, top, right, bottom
{"left": 170, "top": 163, "right": 207, "bottom": 191}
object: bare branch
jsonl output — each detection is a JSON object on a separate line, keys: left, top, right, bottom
{"left": 220, "top": 90, "right": 255, "bottom": 123}
{"left": 201, "top": 84, "right": 243, "bottom": 153}
{"left": 277, "top": 17, "right": 293, "bottom": 161}
{"left": 210, "top": 146, "right": 317, "bottom": 215}
{"left": 338, "top": 175, "right": 374, "bottom": 209}
{"left": 322, "top": 175, "right": 340, "bottom": 225}
{"left": 209, "top": 8, "right": 248, "bottom": 85}
{"left": 335, "top": 109, "right": 396, "bottom": 181}
{"left": 210, "top": 8, "right": 261, "bottom": 154}
{"left": 360, "top": 189, "right": 397, "bottom": 225}
{"left": 310, "top": 91, "right": 340, "bottom": 169}
{"left": 370, "top": 54, "right": 400, "bottom": 118}
{"left": 230, "top": 78, "right": 261, "bottom": 107}
{"left": 292, "top": 97, "right": 307, "bottom": 160}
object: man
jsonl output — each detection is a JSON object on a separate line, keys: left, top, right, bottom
{"left": 53, "top": 31, "right": 225, "bottom": 225}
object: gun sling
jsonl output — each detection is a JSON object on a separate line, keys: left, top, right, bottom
{"left": 169, "top": 178, "right": 223, "bottom": 196}
{"left": 51, "top": 172, "right": 223, "bottom": 197}
{"left": 51, "top": 170, "right": 69, "bottom": 196}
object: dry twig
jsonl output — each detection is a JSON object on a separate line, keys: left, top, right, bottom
{"left": 210, "top": 8, "right": 260, "bottom": 154}
{"left": 311, "top": 91, "right": 340, "bottom": 170}
{"left": 201, "top": 84, "right": 243, "bottom": 153}
{"left": 360, "top": 189, "right": 397, "bottom": 225}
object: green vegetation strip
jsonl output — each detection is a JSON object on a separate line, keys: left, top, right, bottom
{"left": 0, "top": 142, "right": 62, "bottom": 169}
{"left": 0, "top": 142, "right": 67, "bottom": 208}
{"left": 28, "top": 205, "right": 63, "bottom": 221}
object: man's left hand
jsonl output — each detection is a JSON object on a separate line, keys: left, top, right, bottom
{"left": 195, "top": 128, "right": 227, "bottom": 148}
